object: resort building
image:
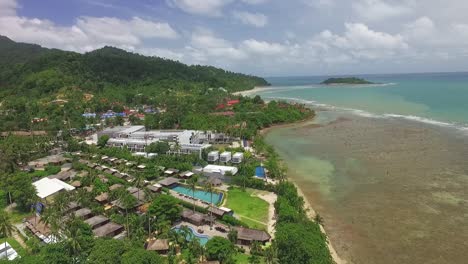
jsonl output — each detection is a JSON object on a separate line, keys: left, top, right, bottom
{"left": 48, "top": 170, "right": 77, "bottom": 181}
{"left": 84, "top": 215, "right": 111, "bottom": 229}
{"left": 231, "top": 152, "right": 244, "bottom": 164}
{"left": 233, "top": 227, "right": 271, "bottom": 246}
{"left": 203, "top": 165, "right": 238, "bottom": 176}
{"left": 98, "top": 126, "right": 215, "bottom": 157}
{"left": 32, "top": 177, "right": 75, "bottom": 203}
{"left": 145, "top": 239, "right": 170, "bottom": 255}
{"left": 0, "top": 242, "right": 19, "bottom": 260}
{"left": 164, "top": 168, "right": 179, "bottom": 176}
{"left": 93, "top": 222, "right": 124, "bottom": 238}
{"left": 147, "top": 183, "right": 162, "bottom": 193}
{"left": 179, "top": 171, "right": 194, "bottom": 179}
{"left": 208, "top": 206, "right": 233, "bottom": 219}
{"left": 207, "top": 151, "right": 220, "bottom": 162}
{"left": 219, "top": 152, "right": 232, "bottom": 163}
{"left": 158, "top": 177, "right": 180, "bottom": 188}
{"left": 181, "top": 209, "right": 215, "bottom": 226}
{"left": 28, "top": 155, "right": 71, "bottom": 170}
{"left": 24, "top": 215, "right": 55, "bottom": 244}
{"left": 74, "top": 208, "right": 93, "bottom": 219}
{"left": 95, "top": 192, "right": 109, "bottom": 204}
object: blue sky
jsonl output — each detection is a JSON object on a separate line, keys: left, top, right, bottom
{"left": 1, "top": 0, "right": 468, "bottom": 76}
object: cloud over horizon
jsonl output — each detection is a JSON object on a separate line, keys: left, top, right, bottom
{"left": 0, "top": 0, "right": 468, "bottom": 76}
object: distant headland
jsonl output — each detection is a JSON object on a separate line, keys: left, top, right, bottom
{"left": 321, "top": 77, "right": 375, "bottom": 85}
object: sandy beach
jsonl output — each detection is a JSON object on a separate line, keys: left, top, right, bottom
{"left": 292, "top": 181, "right": 346, "bottom": 264}
{"left": 260, "top": 117, "right": 346, "bottom": 264}
{"left": 233, "top": 86, "right": 272, "bottom": 96}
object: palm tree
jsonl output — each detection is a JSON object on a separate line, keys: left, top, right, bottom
{"left": 204, "top": 180, "right": 215, "bottom": 229}
{"left": 53, "top": 192, "right": 71, "bottom": 216}
{"left": 314, "top": 213, "right": 324, "bottom": 225}
{"left": 187, "top": 175, "right": 199, "bottom": 212}
{"left": 264, "top": 241, "right": 279, "bottom": 264}
{"left": 40, "top": 207, "right": 61, "bottom": 240}
{"left": 114, "top": 189, "right": 137, "bottom": 238}
{"left": 133, "top": 172, "right": 144, "bottom": 201}
{"left": 64, "top": 215, "right": 82, "bottom": 263}
{"left": 0, "top": 212, "right": 15, "bottom": 259}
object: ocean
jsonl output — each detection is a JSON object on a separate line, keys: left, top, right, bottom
{"left": 254, "top": 72, "right": 468, "bottom": 264}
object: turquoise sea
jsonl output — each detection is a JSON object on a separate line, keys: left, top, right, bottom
{"left": 254, "top": 72, "right": 468, "bottom": 264}
{"left": 261, "top": 72, "right": 468, "bottom": 131}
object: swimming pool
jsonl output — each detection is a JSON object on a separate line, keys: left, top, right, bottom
{"left": 172, "top": 225, "right": 211, "bottom": 246}
{"left": 171, "top": 185, "right": 223, "bottom": 204}
{"left": 255, "top": 166, "right": 266, "bottom": 178}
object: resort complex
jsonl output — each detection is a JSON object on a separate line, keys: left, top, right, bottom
{"left": 0, "top": 32, "right": 331, "bottom": 264}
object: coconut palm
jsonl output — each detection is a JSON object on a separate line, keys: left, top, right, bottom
{"left": 187, "top": 175, "right": 199, "bottom": 212}
{"left": 132, "top": 172, "right": 144, "bottom": 201}
{"left": 40, "top": 207, "right": 62, "bottom": 239}
{"left": 204, "top": 180, "right": 215, "bottom": 228}
{"left": 113, "top": 188, "right": 137, "bottom": 238}
{"left": 264, "top": 241, "right": 279, "bottom": 264}
{"left": 64, "top": 215, "right": 82, "bottom": 261}
{"left": 0, "top": 212, "right": 15, "bottom": 259}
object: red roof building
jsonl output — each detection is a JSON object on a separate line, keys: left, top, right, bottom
{"left": 227, "top": 100, "right": 240, "bottom": 106}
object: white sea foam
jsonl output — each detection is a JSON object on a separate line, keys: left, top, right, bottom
{"left": 262, "top": 96, "right": 468, "bottom": 133}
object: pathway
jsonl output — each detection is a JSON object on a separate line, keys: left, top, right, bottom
{"left": 255, "top": 191, "right": 277, "bottom": 238}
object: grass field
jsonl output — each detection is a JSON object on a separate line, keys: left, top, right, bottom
{"left": 225, "top": 188, "right": 269, "bottom": 230}
{"left": 234, "top": 253, "right": 265, "bottom": 263}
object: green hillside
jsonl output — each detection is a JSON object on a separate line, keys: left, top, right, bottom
{"left": 0, "top": 36, "right": 268, "bottom": 99}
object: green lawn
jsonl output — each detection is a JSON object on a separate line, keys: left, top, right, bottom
{"left": 8, "top": 208, "right": 30, "bottom": 224}
{"left": 234, "top": 253, "right": 265, "bottom": 263}
{"left": 0, "top": 237, "right": 27, "bottom": 258}
{"left": 225, "top": 188, "right": 269, "bottom": 230}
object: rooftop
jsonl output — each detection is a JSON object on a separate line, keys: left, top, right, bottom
{"left": 158, "top": 177, "right": 179, "bottom": 187}
{"left": 93, "top": 222, "right": 124, "bottom": 237}
{"left": 146, "top": 239, "right": 169, "bottom": 251}
{"left": 74, "top": 208, "right": 93, "bottom": 218}
{"left": 33, "top": 178, "right": 75, "bottom": 199}
{"left": 203, "top": 165, "right": 238, "bottom": 175}
{"left": 84, "top": 215, "right": 110, "bottom": 228}
{"left": 234, "top": 226, "right": 271, "bottom": 242}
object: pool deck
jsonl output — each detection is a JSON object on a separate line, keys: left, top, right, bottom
{"left": 174, "top": 221, "right": 228, "bottom": 239}
{"left": 169, "top": 190, "right": 213, "bottom": 208}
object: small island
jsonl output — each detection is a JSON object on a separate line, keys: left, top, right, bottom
{"left": 321, "top": 77, "right": 374, "bottom": 85}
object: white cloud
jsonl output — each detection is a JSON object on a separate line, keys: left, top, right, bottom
{"left": 241, "top": 39, "right": 285, "bottom": 55}
{"left": 311, "top": 23, "right": 408, "bottom": 60}
{"left": 188, "top": 28, "right": 247, "bottom": 62}
{"left": 166, "top": 0, "right": 233, "bottom": 17}
{"left": 352, "top": 0, "right": 412, "bottom": 21}
{"left": 0, "top": 0, "right": 18, "bottom": 16}
{"left": 232, "top": 11, "right": 268, "bottom": 27}
{"left": 403, "top": 17, "right": 435, "bottom": 43}
{"left": 139, "top": 47, "right": 185, "bottom": 61}
{"left": 0, "top": 2, "right": 179, "bottom": 53}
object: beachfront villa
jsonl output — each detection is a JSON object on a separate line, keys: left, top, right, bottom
{"left": 220, "top": 151, "right": 232, "bottom": 163}
{"left": 207, "top": 151, "right": 220, "bottom": 162}
{"left": 231, "top": 152, "right": 244, "bottom": 164}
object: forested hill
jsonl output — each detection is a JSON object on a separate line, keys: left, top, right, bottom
{"left": 0, "top": 36, "right": 269, "bottom": 99}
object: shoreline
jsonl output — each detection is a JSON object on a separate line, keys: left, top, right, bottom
{"left": 292, "top": 181, "right": 346, "bottom": 264}
{"left": 233, "top": 86, "right": 272, "bottom": 96}
{"left": 261, "top": 117, "right": 346, "bottom": 264}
